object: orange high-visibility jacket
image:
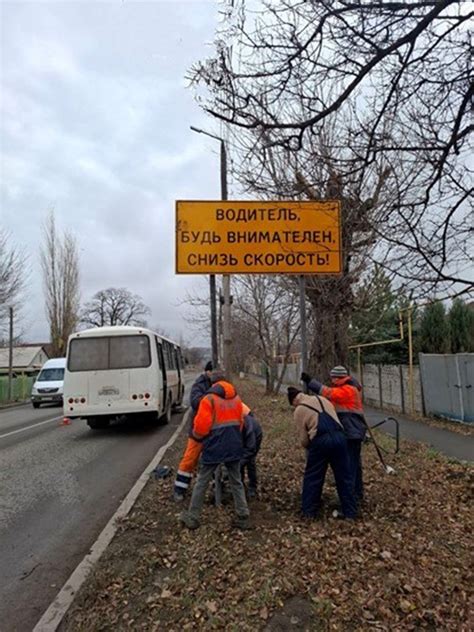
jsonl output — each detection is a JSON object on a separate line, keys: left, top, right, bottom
{"left": 309, "top": 376, "right": 366, "bottom": 440}
{"left": 192, "top": 380, "right": 244, "bottom": 464}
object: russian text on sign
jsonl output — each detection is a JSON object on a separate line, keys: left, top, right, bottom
{"left": 176, "top": 200, "right": 341, "bottom": 275}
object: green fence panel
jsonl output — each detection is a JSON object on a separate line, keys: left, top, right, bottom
{"left": 0, "top": 375, "right": 35, "bottom": 403}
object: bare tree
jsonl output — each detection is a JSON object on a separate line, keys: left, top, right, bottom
{"left": 190, "top": 0, "right": 473, "bottom": 373}
{"left": 40, "top": 213, "right": 81, "bottom": 356}
{"left": 0, "top": 229, "right": 28, "bottom": 339}
{"left": 232, "top": 275, "right": 301, "bottom": 392}
{"left": 81, "top": 287, "right": 150, "bottom": 328}
{"left": 192, "top": 0, "right": 472, "bottom": 289}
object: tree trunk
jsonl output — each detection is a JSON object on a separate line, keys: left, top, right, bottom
{"left": 306, "top": 278, "right": 352, "bottom": 381}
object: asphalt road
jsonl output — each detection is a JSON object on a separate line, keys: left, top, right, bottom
{"left": 0, "top": 374, "right": 195, "bottom": 632}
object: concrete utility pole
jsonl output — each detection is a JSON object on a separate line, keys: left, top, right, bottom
{"left": 220, "top": 140, "right": 232, "bottom": 377}
{"left": 8, "top": 306, "right": 13, "bottom": 401}
{"left": 190, "top": 126, "right": 232, "bottom": 375}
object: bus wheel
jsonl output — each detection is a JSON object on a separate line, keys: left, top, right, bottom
{"left": 159, "top": 400, "right": 171, "bottom": 425}
{"left": 87, "top": 417, "right": 110, "bottom": 430}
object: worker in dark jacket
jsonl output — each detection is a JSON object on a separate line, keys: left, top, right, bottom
{"left": 240, "top": 404, "right": 263, "bottom": 498}
{"left": 180, "top": 371, "right": 250, "bottom": 530}
{"left": 189, "top": 361, "right": 213, "bottom": 412}
{"left": 301, "top": 366, "right": 366, "bottom": 504}
{"left": 288, "top": 387, "right": 357, "bottom": 519}
{"left": 173, "top": 361, "right": 213, "bottom": 501}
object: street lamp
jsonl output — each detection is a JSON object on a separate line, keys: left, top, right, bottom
{"left": 190, "top": 126, "right": 232, "bottom": 375}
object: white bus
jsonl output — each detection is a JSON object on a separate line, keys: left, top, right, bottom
{"left": 64, "top": 326, "right": 185, "bottom": 429}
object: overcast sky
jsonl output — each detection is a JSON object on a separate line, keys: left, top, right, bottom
{"left": 1, "top": 0, "right": 227, "bottom": 347}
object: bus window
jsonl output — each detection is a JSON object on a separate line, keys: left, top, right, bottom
{"left": 109, "top": 336, "right": 151, "bottom": 369}
{"left": 68, "top": 335, "right": 151, "bottom": 371}
{"left": 164, "top": 341, "right": 174, "bottom": 370}
{"left": 68, "top": 337, "right": 108, "bottom": 371}
{"left": 174, "top": 346, "right": 183, "bottom": 370}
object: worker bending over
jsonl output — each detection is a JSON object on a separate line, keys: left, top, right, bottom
{"left": 180, "top": 371, "right": 250, "bottom": 530}
{"left": 288, "top": 386, "right": 357, "bottom": 520}
{"left": 301, "top": 366, "right": 366, "bottom": 504}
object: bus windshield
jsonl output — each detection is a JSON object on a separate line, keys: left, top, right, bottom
{"left": 68, "top": 335, "right": 151, "bottom": 372}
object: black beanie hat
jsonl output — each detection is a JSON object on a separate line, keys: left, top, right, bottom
{"left": 204, "top": 361, "right": 213, "bottom": 372}
{"left": 287, "top": 387, "right": 301, "bottom": 405}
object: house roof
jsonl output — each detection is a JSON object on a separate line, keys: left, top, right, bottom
{"left": 0, "top": 346, "right": 48, "bottom": 370}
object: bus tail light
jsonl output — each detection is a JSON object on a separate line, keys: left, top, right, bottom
{"left": 132, "top": 394, "right": 137, "bottom": 400}
{"left": 144, "top": 392, "right": 150, "bottom": 399}
{"left": 80, "top": 397, "right": 86, "bottom": 403}
{"left": 68, "top": 398, "right": 74, "bottom": 404}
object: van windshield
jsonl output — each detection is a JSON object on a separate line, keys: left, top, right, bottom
{"left": 38, "top": 368, "right": 65, "bottom": 381}
{"left": 68, "top": 335, "right": 151, "bottom": 372}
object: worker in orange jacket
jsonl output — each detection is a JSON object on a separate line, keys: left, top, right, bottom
{"left": 301, "top": 366, "right": 366, "bottom": 503}
{"left": 180, "top": 370, "right": 250, "bottom": 530}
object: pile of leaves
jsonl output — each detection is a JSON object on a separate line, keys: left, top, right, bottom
{"left": 63, "top": 380, "right": 472, "bottom": 631}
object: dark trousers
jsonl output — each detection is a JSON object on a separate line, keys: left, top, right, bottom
{"left": 347, "top": 440, "right": 363, "bottom": 501}
{"left": 302, "top": 431, "right": 357, "bottom": 519}
{"left": 240, "top": 435, "right": 262, "bottom": 491}
{"left": 240, "top": 457, "right": 258, "bottom": 490}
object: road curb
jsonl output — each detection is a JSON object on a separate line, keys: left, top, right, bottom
{"left": 33, "top": 410, "right": 190, "bottom": 632}
{"left": 0, "top": 401, "right": 30, "bottom": 411}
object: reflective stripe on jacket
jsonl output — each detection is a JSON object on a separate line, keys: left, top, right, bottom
{"left": 192, "top": 380, "right": 244, "bottom": 464}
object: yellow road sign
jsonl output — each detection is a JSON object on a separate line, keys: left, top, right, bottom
{"left": 176, "top": 200, "right": 342, "bottom": 274}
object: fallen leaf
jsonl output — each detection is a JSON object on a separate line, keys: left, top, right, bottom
{"left": 205, "top": 600, "right": 218, "bottom": 614}
{"left": 400, "top": 598, "right": 415, "bottom": 613}
{"left": 259, "top": 606, "right": 269, "bottom": 620}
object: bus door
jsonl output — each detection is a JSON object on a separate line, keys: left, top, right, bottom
{"left": 174, "top": 346, "right": 183, "bottom": 403}
{"left": 156, "top": 338, "right": 167, "bottom": 412}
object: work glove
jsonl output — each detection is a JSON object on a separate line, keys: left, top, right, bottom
{"left": 300, "top": 372, "right": 312, "bottom": 384}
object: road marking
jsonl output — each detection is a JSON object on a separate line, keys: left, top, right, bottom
{"left": 33, "top": 408, "right": 190, "bottom": 632}
{"left": 0, "top": 416, "right": 62, "bottom": 440}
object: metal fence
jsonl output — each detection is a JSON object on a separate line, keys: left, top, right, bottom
{"left": 249, "top": 353, "right": 474, "bottom": 424}
{"left": 419, "top": 353, "right": 474, "bottom": 423}
{"left": 0, "top": 375, "right": 35, "bottom": 403}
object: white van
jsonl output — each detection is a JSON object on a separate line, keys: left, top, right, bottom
{"left": 31, "top": 358, "right": 66, "bottom": 408}
{"left": 64, "top": 326, "right": 185, "bottom": 429}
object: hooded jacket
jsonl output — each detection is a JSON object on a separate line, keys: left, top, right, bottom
{"left": 307, "top": 376, "right": 366, "bottom": 441}
{"left": 192, "top": 380, "right": 244, "bottom": 464}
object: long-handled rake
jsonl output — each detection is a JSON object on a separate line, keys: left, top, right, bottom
{"left": 362, "top": 417, "right": 397, "bottom": 474}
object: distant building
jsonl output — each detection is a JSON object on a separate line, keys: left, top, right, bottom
{"left": 0, "top": 345, "right": 50, "bottom": 376}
